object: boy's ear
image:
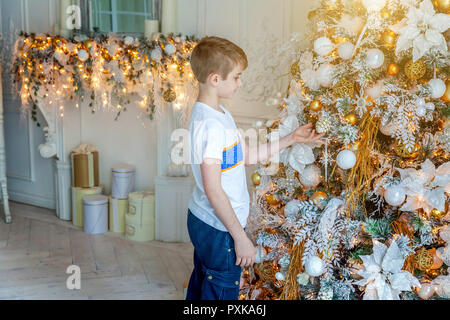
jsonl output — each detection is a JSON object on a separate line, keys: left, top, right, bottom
{"left": 207, "top": 72, "right": 220, "bottom": 87}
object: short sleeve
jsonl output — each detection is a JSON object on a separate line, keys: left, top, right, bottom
{"left": 192, "top": 119, "right": 225, "bottom": 163}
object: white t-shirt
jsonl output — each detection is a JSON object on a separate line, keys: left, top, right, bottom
{"left": 188, "top": 101, "right": 250, "bottom": 232}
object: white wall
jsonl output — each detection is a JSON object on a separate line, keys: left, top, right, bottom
{"left": 1, "top": 0, "right": 316, "bottom": 208}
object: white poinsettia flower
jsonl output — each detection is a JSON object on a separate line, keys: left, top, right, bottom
{"left": 287, "top": 143, "right": 315, "bottom": 173}
{"left": 355, "top": 240, "right": 420, "bottom": 300}
{"left": 397, "top": 159, "right": 450, "bottom": 213}
{"left": 393, "top": 0, "right": 450, "bottom": 62}
{"left": 299, "top": 51, "right": 321, "bottom": 90}
{"left": 268, "top": 115, "right": 316, "bottom": 172}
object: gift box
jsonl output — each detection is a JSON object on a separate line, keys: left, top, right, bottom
{"left": 125, "top": 190, "right": 155, "bottom": 242}
{"left": 111, "top": 163, "right": 135, "bottom": 199}
{"left": 83, "top": 195, "right": 108, "bottom": 235}
{"left": 70, "top": 143, "right": 99, "bottom": 188}
{"left": 109, "top": 196, "right": 128, "bottom": 233}
{"left": 71, "top": 184, "right": 104, "bottom": 228}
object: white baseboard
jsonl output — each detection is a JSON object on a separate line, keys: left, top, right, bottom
{"left": 7, "top": 190, "right": 55, "bottom": 210}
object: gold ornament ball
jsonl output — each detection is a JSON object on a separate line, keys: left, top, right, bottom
{"left": 310, "top": 191, "right": 328, "bottom": 209}
{"left": 387, "top": 63, "right": 400, "bottom": 75}
{"left": 333, "top": 78, "right": 354, "bottom": 98}
{"left": 163, "top": 89, "right": 177, "bottom": 102}
{"left": 415, "top": 247, "right": 434, "bottom": 271}
{"left": 404, "top": 59, "right": 427, "bottom": 81}
{"left": 265, "top": 193, "right": 281, "bottom": 206}
{"left": 290, "top": 61, "right": 300, "bottom": 76}
{"left": 394, "top": 141, "right": 421, "bottom": 159}
{"left": 309, "top": 100, "right": 322, "bottom": 112}
{"left": 441, "top": 81, "right": 450, "bottom": 102}
{"left": 251, "top": 172, "right": 261, "bottom": 186}
{"left": 344, "top": 113, "right": 358, "bottom": 125}
{"left": 381, "top": 30, "right": 396, "bottom": 48}
{"left": 434, "top": 0, "right": 450, "bottom": 13}
{"left": 431, "top": 202, "right": 448, "bottom": 219}
{"left": 431, "top": 208, "right": 445, "bottom": 219}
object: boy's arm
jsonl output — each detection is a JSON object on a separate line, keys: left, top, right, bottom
{"left": 201, "top": 158, "right": 256, "bottom": 268}
{"left": 244, "top": 123, "right": 325, "bottom": 166}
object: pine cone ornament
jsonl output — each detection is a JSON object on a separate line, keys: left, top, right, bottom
{"left": 316, "top": 116, "right": 332, "bottom": 133}
{"left": 318, "top": 287, "right": 333, "bottom": 300}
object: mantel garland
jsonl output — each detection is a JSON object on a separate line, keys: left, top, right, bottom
{"left": 11, "top": 32, "right": 199, "bottom": 126}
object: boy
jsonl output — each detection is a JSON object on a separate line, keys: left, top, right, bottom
{"left": 186, "top": 36, "right": 324, "bottom": 300}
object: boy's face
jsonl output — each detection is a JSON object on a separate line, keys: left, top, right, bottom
{"left": 216, "top": 64, "right": 243, "bottom": 99}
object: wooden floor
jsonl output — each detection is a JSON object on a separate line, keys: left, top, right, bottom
{"left": 0, "top": 201, "right": 194, "bottom": 300}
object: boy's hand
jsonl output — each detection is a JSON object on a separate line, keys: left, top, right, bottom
{"left": 291, "top": 123, "right": 325, "bottom": 145}
{"left": 234, "top": 234, "right": 256, "bottom": 268}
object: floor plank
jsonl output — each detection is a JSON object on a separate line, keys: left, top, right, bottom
{"left": 0, "top": 201, "right": 193, "bottom": 300}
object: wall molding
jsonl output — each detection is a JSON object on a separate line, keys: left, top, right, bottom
{"left": 3, "top": 95, "right": 36, "bottom": 182}
{"left": 8, "top": 189, "right": 55, "bottom": 209}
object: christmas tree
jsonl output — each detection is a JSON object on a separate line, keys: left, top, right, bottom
{"left": 240, "top": 0, "right": 450, "bottom": 300}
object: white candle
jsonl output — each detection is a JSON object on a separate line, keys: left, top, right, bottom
{"left": 161, "top": 0, "right": 177, "bottom": 34}
{"left": 145, "top": 19, "right": 160, "bottom": 39}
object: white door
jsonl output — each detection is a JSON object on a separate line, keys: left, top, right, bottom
{"left": 1, "top": 0, "right": 56, "bottom": 210}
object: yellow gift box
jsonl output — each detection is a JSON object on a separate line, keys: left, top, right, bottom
{"left": 125, "top": 191, "right": 155, "bottom": 242}
{"left": 71, "top": 184, "right": 104, "bottom": 228}
{"left": 70, "top": 144, "right": 99, "bottom": 188}
{"left": 109, "top": 196, "right": 128, "bottom": 233}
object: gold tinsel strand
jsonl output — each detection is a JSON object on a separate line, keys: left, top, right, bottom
{"left": 345, "top": 114, "right": 380, "bottom": 213}
{"left": 280, "top": 242, "right": 305, "bottom": 300}
{"left": 391, "top": 219, "right": 415, "bottom": 274}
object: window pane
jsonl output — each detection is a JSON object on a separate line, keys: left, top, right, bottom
{"left": 91, "top": 0, "right": 111, "bottom": 11}
{"left": 117, "top": 13, "right": 145, "bottom": 33}
{"left": 116, "top": 0, "right": 145, "bottom": 13}
{"left": 92, "top": 13, "right": 112, "bottom": 32}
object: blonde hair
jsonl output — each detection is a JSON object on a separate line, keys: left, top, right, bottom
{"left": 190, "top": 36, "right": 248, "bottom": 83}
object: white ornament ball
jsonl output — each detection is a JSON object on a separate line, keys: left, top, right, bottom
{"left": 365, "top": 49, "right": 385, "bottom": 69}
{"left": 164, "top": 43, "right": 177, "bottom": 55}
{"left": 379, "top": 122, "right": 397, "bottom": 136}
{"left": 418, "top": 283, "right": 435, "bottom": 300}
{"left": 338, "top": 41, "right": 355, "bottom": 60}
{"left": 428, "top": 78, "right": 446, "bottom": 99}
{"left": 362, "top": 0, "right": 386, "bottom": 11}
{"left": 77, "top": 49, "right": 89, "bottom": 62}
{"left": 275, "top": 272, "right": 285, "bottom": 281}
{"left": 366, "top": 80, "right": 384, "bottom": 99}
{"left": 336, "top": 150, "right": 357, "bottom": 170}
{"left": 416, "top": 98, "right": 426, "bottom": 108}
{"left": 124, "top": 36, "right": 134, "bottom": 46}
{"left": 384, "top": 185, "right": 406, "bottom": 207}
{"left": 304, "top": 256, "right": 325, "bottom": 277}
{"left": 151, "top": 48, "right": 162, "bottom": 61}
{"left": 284, "top": 200, "right": 301, "bottom": 217}
{"left": 254, "top": 246, "right": 267, "bottom": 264}
{"left": 425, "top": 102, "right": 435, "bottom": 111}
{"left": 314, "top": 37, "right": 334, "bottom": 56}
{"left": 416, "top": 106, "right": 427, "bottom": 117}
{"left": 299, "top": 164, "right": 322, "bottom": 188}
{"left": 317, "top": 64, "right": 334, "bottom": 87}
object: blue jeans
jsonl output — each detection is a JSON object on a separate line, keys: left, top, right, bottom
{"left": 186, "top": 209, "right": 242, "bottom": 300}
